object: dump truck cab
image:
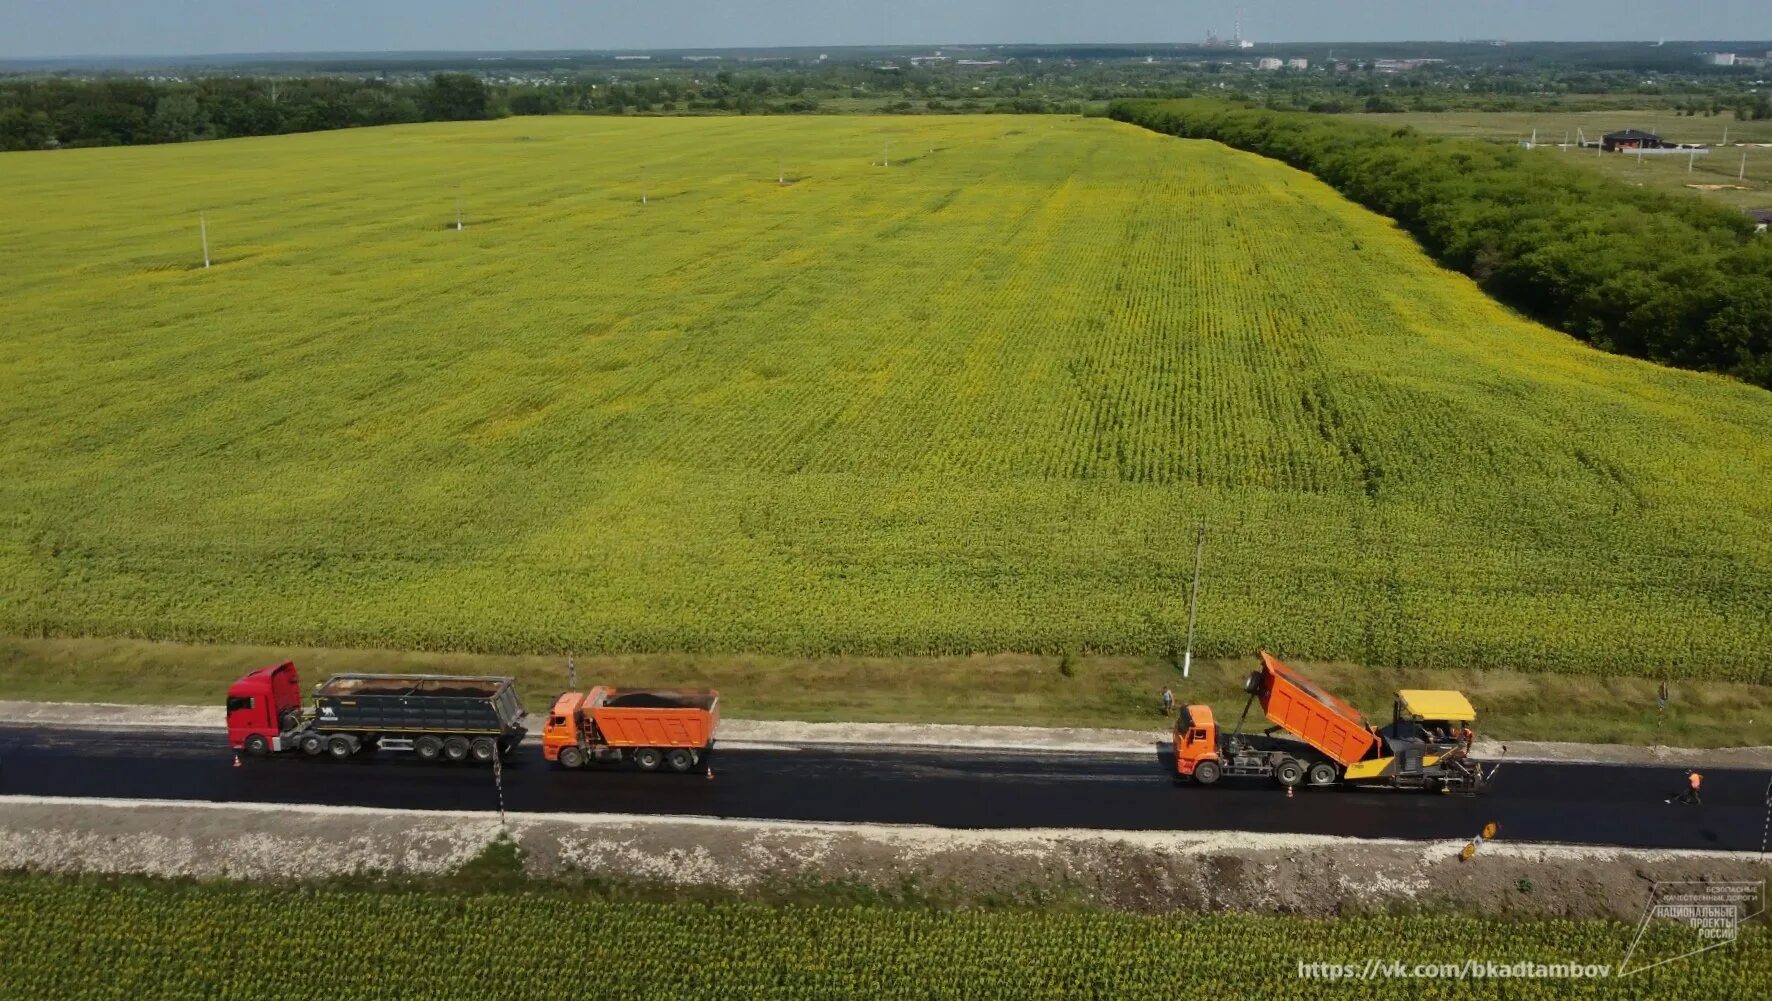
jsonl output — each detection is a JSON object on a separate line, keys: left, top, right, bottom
{"left": 226, "top": 661, "right": 305, "bottom": 753}
{"left": 1172, "top": 704, "right": 1219, "bottom": 779}
{"left": 541, "top": 692, "right": 590, "bottom": 761}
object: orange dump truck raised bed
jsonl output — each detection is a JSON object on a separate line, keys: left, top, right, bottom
{"left": 542, "top": 686, "right": 718, "bottom": 773}
{"left": 1255, "top": 651, "right": 1377, "bottom": 766}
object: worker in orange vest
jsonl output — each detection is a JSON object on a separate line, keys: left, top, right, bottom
{"left": 1667, "top": 770, "right": 1703, "bottom": 805}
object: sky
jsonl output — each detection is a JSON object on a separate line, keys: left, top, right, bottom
{"left": 2, "top": 0, "right": 1770, "bottom": 59}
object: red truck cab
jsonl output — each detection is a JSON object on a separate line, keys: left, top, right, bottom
{"left": 226, "top": 661, "right": 304, "bottom": 754}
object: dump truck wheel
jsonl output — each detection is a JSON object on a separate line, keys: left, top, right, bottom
{"left": 665, "top": 749, "right": 694, "bottom": 773}
{"left": 415, "top": 736, "right": 443, "bottom": 762}
{"left": 1308, "top": 761, "right": 1338, "bottom": 786}
{"left": 327, "top": 735, "right": 356, "bottom": 759}
{"left": 243, "top": 734, "right": 270, "bottom": 756}
{"left": 634, "top": 748, "right": 663, "bottom": 772}
{"left": 299, "top": 732, "right": 326, "bottom": 756}
{"left": 1275, "top": 758, "right": 1305, "bottom": 787}
{"left": 443, "top": 737, "right": 470, "bottom": 762}
{"left": 1243, "top": 671, "right": 1263, "bottom": 694}
{"left": 470, "top": 738, "right": 498, "bottom": 763}
{"left": 1193, "top": 760, "right": 1221, "bottom": 785}
{"left": 558, "top": 746, "right": 585, "bottom": 770}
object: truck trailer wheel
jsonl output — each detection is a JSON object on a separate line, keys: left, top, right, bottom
{"left": 1193, "top": 760, "right": 1222, "bottom": 786}
{"left": 443, "top": 737, "right": 470, "bottom": 763}
{"left": 665, "top": 748, "right": 694, "bottom": 773}
{"left": 1308, "top": 761, "right": 1338, "bottom": 786}
{"left": 557, "top": 746, "right": 585, "bottom": 770}
{"left": 1275, "top": 758, "right": 1305, "bottom": 788}
{"left": 470, "top": 738, "right": 498, "bottom": 763}
{"left": 327, "top": 735, "right": 357, "bottom": 760}
{"left": 634, "top": 748, "right": 663, "bottom": 772}
{"left": 415, "top": 736, "right": 443, "bottom": 762}
{"left": 299, "top": 732, "right": 326, "bottom": 756}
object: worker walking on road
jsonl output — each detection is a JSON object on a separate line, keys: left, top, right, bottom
{"left": 1667, "top": 769, "right": 1703, "bottom": 805}
{"left": 1160, "top": 687, "right": 1174, "bottom": 717}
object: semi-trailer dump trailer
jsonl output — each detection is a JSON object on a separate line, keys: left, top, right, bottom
{"left": 227, "top": 662, "right": 527, "bottom": 763}
{"left": 542, "top": 687, "right": 719, "bottom": 772}
{"left": 1174, "top": 651, "right": 1490, "bottom": 794}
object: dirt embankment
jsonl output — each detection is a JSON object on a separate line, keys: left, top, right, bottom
{"left": 3, "top": 796, "right": 1765, "bottom": 917}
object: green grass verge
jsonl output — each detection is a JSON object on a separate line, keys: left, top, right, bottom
{"left": 0, "top": 871, "right": 1763, "bottom": 1000}
{"left": 4, "top": 635, "right": 1767, "bottom": 746}
{"left": 2, "top": 115, "right": 1768, "bottom": 679}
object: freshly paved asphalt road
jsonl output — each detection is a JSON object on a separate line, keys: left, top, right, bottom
{"left": 0, "top": 725, "right": 1763, "bottom": 851}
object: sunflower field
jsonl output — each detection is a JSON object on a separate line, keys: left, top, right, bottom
{"left": 0, "top": 876, "right": 1766, "bottom": 1000}
{"left": 0, "top": 115, "right": 1766, "bottom": 678}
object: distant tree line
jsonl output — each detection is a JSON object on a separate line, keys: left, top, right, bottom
{"left": 0, "top": 74, "right": 493, "bottom": 149}
{"left": 1110, "top": 99, "right": 1772, "bottom": 388}
{"left": 0, "top": 70, "right": 1099, "bottom": 150}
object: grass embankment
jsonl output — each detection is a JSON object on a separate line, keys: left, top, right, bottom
{"left": 4, "top": 636, "right": 1767, "bottom": 747}
{"left": 1345, "top": 109, "right": 1772, "bottom": 211}
{"left": 2, "top": 115, "right": 1768, "bottom": 678}
{"left": 0, "top": 872, "right": 1763, "bottom": 1000}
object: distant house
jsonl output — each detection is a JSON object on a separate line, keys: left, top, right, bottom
{"left": 1602, "top": 129, "right": 1669, "bottom": 152}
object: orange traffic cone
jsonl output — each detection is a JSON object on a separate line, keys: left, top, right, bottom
{"left": 1285, "top": 784, "right": 1293, "bottom": 799}
{"left": 706, "top": 767, "right": 715, "bottom": 781}
{"left": 233, "top": 754, "right": 241, "bottom": 769}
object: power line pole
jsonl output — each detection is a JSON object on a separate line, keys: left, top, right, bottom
{"left": 1182, "top": 523, "right": 1205, "bottom": 679}
{"left": 491, "top": 743, "right": 507, "bottom": 832}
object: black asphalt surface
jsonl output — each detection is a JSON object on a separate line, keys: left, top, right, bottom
{"left": 0, "top": 725, "right": 1764, "bottom": 851}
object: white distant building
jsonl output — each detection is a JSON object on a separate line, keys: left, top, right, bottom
{"left": 1286, "top": 58, "right": 1308, "bottom": 70}
{"left": 1705, "top": 52, "right": 1737, "bottom": 66}
{"left": 1257, "top": 57, "right": 1282, "bottom": 70}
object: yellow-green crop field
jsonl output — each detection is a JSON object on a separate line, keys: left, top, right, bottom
{"left": 1, "top": 115, "right": 1768, "bottom": 678}
{"left": 2, "top": 876, "right": 1766, "bottom": 1000}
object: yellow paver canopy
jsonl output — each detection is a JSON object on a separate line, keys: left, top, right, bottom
{"left": 1397, "top": 690, "right": 1476, "bottom": 721}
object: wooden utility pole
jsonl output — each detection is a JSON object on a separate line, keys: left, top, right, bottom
{"left": 1182, "top": 523, "right": 1205, "bottom": 678}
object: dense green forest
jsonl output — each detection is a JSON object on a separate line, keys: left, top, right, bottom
{"left": 1111, "top": 99, "right": 1772, "bottom": 387}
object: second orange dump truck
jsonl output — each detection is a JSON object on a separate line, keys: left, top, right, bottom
{"left": 542, "top": 687, "right": 719, "bottom": 773}
{"left": 1174, "top": 652, "right": 1490, "bottom": 794}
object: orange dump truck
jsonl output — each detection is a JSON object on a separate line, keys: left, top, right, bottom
{"left": 542, "top": 687, "right": 718, "bottom": 773}
{"left": 1174, "top": 651, "right": 1489, "bottom": 793}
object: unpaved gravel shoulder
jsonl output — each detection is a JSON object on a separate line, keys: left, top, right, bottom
{"left": 2, "top": 796, "right": 1765, "bottom": 917}
{"left": 3, "top": 700, "right": 1769, "bottom": 766}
